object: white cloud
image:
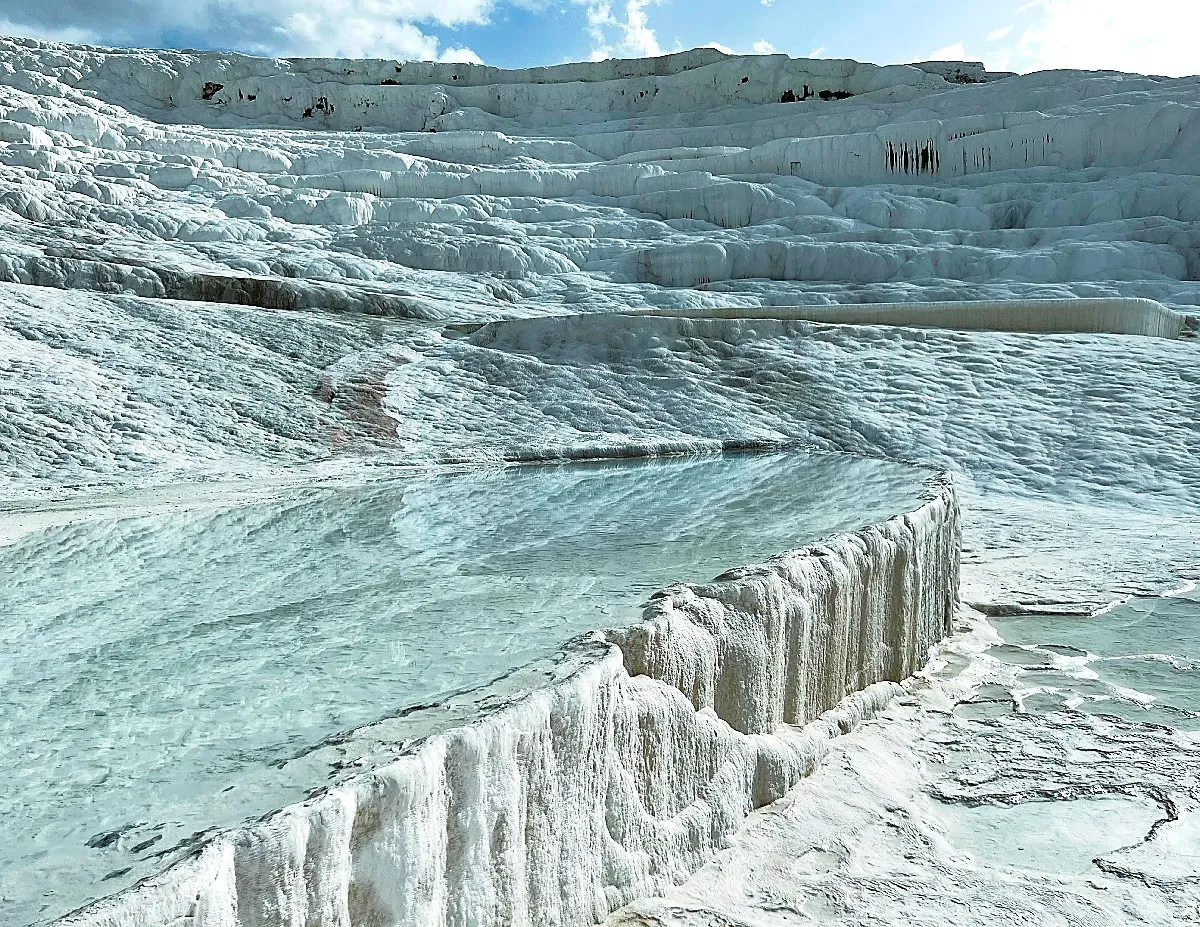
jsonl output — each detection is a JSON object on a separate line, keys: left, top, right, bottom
{"left": 0, "top": 0, "right": 492, "bottom": 61}
{"left": 275, "top": 11, "right": 434, "bottom": 58}
{"left": 623, "top": 0, "right": 662, "bottom": 56}
{"left": 807, "top": 46, "right": 826, "bottom": 58}
{"left": 987, "top": 24, "right": 1013, "bottom": 42}
{"left": 990, "top": 0, "right": 1200, "bottom": 77}
{"left": 925, "top": 41, "right": 969, "bottom": 62}
{"left": 264, "top": 0, "right": 493, "bottom": 58}
{"left": 576, "top": 0, "right": 665, "bottom": 60}
{"left": 438, "top": 45, "right": 485, "bottom": 63}
{"left": 0, "top": 17, "right": 96, "bottom": 45}
{"left": 702, "top": 39, "right": 791, "bottom": 58}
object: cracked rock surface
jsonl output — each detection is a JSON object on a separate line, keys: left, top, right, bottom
{"left": 609, "top": 602, "right": 1200, "bottom": 926}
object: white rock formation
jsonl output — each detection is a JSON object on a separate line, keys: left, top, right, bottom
{"left": 606, "top": 603, "right": 1200, "bottom": 926}
{"left": 622, "top": 297, "right": 1188, "bottom": 337}
{"left": 0, "top": 38, "right": 1195, "bottom": 493}
{"left": 56, "top": 484, "right": 958, "bottom": 927}
{"left": 0, "top": 33, "right": 1196, "bottom": 927}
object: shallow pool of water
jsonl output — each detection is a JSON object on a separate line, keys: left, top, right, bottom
{"left": 940, "top": 795, "right": 1164, "bottom": 876}
{"left": 0, "top": 451, "right": 928, "bottom": 926}
{"left": 990, "top": 592, "right": 1200, "bottom": 727}
{"left": 934, "top": 591, "right": 1200, "bottom": 883}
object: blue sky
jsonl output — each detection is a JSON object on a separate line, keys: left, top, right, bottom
{"left": 0, "top": 1, "right": 1196, "bottom": 76}
{"left": 453, "top": 1, "right": 1028, "bottom": 69}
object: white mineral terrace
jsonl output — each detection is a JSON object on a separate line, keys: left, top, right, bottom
{"left": 14, "top": 459, "right": 956, "bottom": 927}
{"left": 1, "top": 451, "right": 940, "bottom": 924}
{"left": 0, "top": 35, "right": 1197, "bottom": 927}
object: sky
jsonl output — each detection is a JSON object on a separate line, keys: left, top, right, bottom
{"left": 0, "top": 0, "right": 1196, "bottom": 77}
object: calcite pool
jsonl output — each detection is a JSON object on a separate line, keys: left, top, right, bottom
{"left": 934, "top": 590, "right": 1200, "bottom": 885}
{"left": 0, "top": 451, "right": 929, "bottom": 926}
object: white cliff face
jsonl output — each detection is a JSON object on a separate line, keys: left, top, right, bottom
{"left": 0, "top": 39, "right": 1197, "bottom": 494}
{"left": 620, "top": 297, "right": 1189, "bottom": 337}
{"left": 611, "top": 489, "right": 959, "bottom": 737}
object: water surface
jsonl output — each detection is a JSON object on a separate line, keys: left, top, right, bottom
{"left": 936, "top": 591, "right": 1199, "bottom": 881}
{"left": 990, "top": 592, "right": 1200, "bottom": 727}
{"left": 0, "top": 451, "right": 927, "bottom": 925}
